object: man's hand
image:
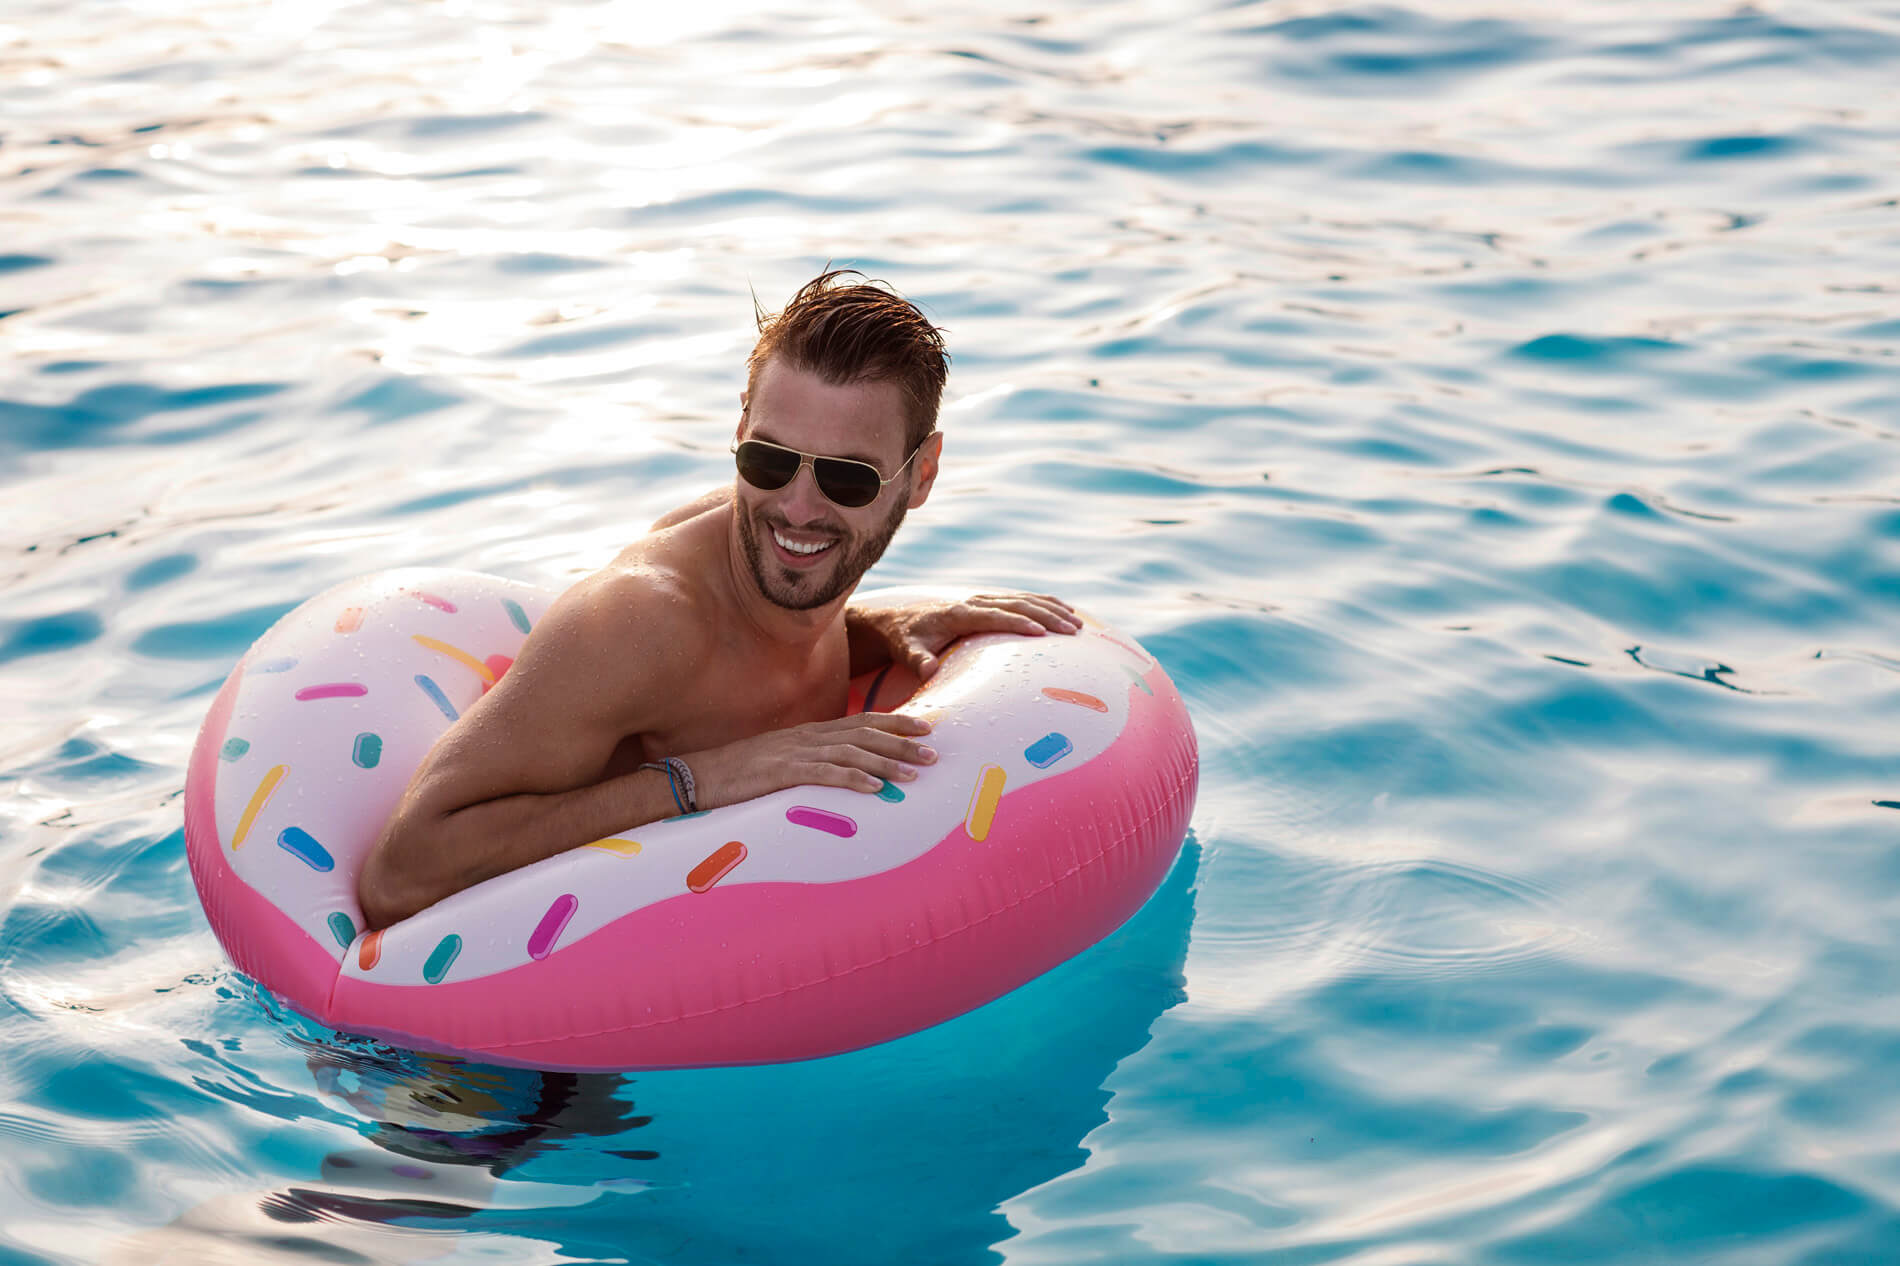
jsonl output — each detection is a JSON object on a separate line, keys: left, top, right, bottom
{"left": 851, "top": 592, "right": 1081, "bottom": 681}
{"left": 684, "top": 713, "right": 938, "bottom": 807}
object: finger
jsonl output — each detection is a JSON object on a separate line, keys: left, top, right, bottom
{"left": 811, "top": 745, "right": 922, "bottom": 787}
{"left": 970, "top": 595, "right": 1081, "bottom": 633}
{"left": 815, "top": 711, "right": 931, "bottom": 736}
{"left": 799, "top": 761, "right": 888, "bottom": 794}
{"left": 847, "top": 727, "right": 937, "bottom": 765}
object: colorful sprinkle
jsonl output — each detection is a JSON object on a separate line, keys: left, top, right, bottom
{"left": 295, "top": 682, "right": 367, "bottom": 702}
{"left": 412, "top": 634, "right": 496, "bottom": 685}
{"left": 1099, "top": 632, "right": 1149, "bottom": 663}
{"left": 965, "top": 764, "right": 1006, "bottom": 842}
{"left": 423, "top": 934, "right": 462, "bottom": 984}
{"left": 666, "top": 810, "right": 711, "bottom": 822}
{"left": 688, "top": 841, "right": 747, "bottom": 893}
{"left": 335, "top": 606, "right": 364, "bottom": 634}
{"left": 787, "top": 806, "right": 858, "bottom": 837}
{"left": 527, "top": 894, "right": 579, "bottom": 961}
{"left": 327, "top": 911, "right": 357, "bottom": 949}
{"left": 412, "top": 592, "right": 457, "bottom": 614}
{"left": 219, "top": 737, "right": 250, "bottom": 762}
{"left": 585, "top": 837, "right": 643, "bottom": 857}
{"left": 1025, "top": 732, "right": 1074, "bottom": 769}
{"left": 352, "top": 732, "right": 382, "bottom": 769}
{"left": 502, "top": 598, "right": 532, "bottom": 634}
{"left": 255, "top": 657, "right": 297, "bottom": 674}
{"left": 1043, "top": 687, "right": 1107, "bottom": 712}
{"left": 358, "top": 930, "right": 383, "bottom": 971}
{"left": 1125, "top": 665, "right": 1153, "bottom": 696}
{"left": 483, "top": 654, "right": 513, "bottom": 687}
{"left": 414, "top": 674, "right": 458, "bottom": 721}
{"left": 875, "top": 779, "right": 906, "bottom": 804}
{"left": 232, "top": 764, "right": 286, "bottom": 850}
{"left": 277, "top": 826, "right": 334, "bottom": 872}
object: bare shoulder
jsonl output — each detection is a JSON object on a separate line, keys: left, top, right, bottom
{"left": 649, "top": 486, "right": 732, "bottom": 532}
{"left": 515, "top": 561, "right": 706, "bottom": 697}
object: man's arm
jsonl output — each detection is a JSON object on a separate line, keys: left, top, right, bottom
{"left": 359, "top": 571, "right": 936, "bottom": 931}
{"left": 846, "top": 592, "right": 1083, "bottom": 679}
{"left": 357, "top": 574, "right": 690, "bottom": 930}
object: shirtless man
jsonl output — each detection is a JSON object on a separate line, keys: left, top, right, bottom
{"left": 358, "top": 271, "right": 1079, "bottom": 931}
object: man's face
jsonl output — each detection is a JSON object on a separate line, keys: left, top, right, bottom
{"left": 733, "top": 358, "right": 929, "bottom": 612}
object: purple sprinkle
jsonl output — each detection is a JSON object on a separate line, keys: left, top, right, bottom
{"left": 391, "top": 1164, "right": 432, "bottom": 1180}
{"left": 786, "top": 806, "right": 858, "bottom": 837}
{"left": 528, "top": 893, "right": 579, "bottom": 961}
{"left": 294, "top": 683, "right": 367, "bottom": 701}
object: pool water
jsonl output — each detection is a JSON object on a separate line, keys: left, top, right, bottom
{"left": 4, "top": 2, "right": 1899, "bottom": 1261}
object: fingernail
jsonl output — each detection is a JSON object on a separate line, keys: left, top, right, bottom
{"left": 898, "top": 764, "right": 918, "bottom": 779}
{"left": 917, "top": 746, "right": 937, "bottom": 762}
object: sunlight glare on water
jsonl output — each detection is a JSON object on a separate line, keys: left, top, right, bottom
{"left": 4, "top": 0, "right": 1900, "bottom": 1262}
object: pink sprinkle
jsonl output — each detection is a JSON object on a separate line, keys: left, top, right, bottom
{"left": 786, "top": 806, "right": 858, "bottom": 837}
{"left": 294, "top": 683, "right": 367, "bottom": 701}
{"left": 411, "top": 591, "right": 457, "bottom": 613}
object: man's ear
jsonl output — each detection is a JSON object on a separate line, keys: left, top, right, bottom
{"left": 906, "top": 432, "right": 944, "bottom": 509}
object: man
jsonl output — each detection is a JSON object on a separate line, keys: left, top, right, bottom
{"left": 358, "top": 271, "right": 1078, "bottom": 931}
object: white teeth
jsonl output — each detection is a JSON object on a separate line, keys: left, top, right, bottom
{"left": 773, "top": 528, "right": 834, "bottom": 556}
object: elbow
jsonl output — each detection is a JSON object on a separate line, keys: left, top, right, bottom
{"left": 357, "top": 820, "right": 435, "bottom": 933}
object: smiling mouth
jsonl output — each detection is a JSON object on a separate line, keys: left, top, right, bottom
{"left": 772, "top": 526, "right": 836, "bottom": 558}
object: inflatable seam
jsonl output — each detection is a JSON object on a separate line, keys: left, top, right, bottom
{"left": 474, "top": 742, "right": 1198, "bottom": 1051}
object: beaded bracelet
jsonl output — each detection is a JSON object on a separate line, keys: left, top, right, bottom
{"left": 662, "top": 756, "right": 698, "bottom": 814}
{"left": 639, "top": 761, "right": 685, "bottom": 815}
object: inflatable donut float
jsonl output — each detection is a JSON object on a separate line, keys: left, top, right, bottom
{"left": 183, "top": 569, "right": 1198, "bottom": 1071}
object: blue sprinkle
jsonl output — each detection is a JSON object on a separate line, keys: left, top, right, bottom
{"left": 220, "top": 738, "right": 250, "bottom": 762}
{"left": 502, "top": 597, "right": 532, "bottom": 634}
{"left": 415, "top": 674, "right": 458, "bottom": 720}
{"left": 327, "top": 911, "right": 356, "bottom": 949}
{"left": 256, "top": 657, "right": 297, "bottom": 674}
{"left": 277, "top": 827, "right": 335, "bottom": 872}
{"left": 665, "top": 810, "right": 711, "bottom": 822}
{"left": 423, "top": 934, "right": 462, "bottom": 984}
{"left": 1025, "top": 732, "right": 1073, "bottom": 769}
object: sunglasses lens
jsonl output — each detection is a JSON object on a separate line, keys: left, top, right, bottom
{"left": 814, "top": 460, "right": 881, "bottom": 508}
{"left": 735, "top": 442, "right": 799, "bottom": 491}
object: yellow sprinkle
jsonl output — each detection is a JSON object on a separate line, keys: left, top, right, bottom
{"left": 585, "top": 837, "right": 643, "bottom": 857}
{"left": 412, "top": 635, "right": 496, "bottom": 685}
{"left": 965, "top": 764, "right": 1006, "bottom": 842}
{"left": 233, "top": 764, "right": 286, "bottom": 850}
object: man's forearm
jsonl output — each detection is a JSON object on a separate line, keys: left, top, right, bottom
{"left": 359, "top": 767, "right": 679, "bottom": 931}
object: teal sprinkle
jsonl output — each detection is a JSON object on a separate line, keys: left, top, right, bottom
{"left": 502, "top": 597, "right": 532, "bottom": 634}
{"left": 1125, "top": 665, "right": 1153, "bottom": 696}
{"left": 876, "top": 780, "right": 906, "bottom": 803}
{"left": 352, "top": 731, "right": 382, "bottom": 769}
{"left": 327, "top": 911, "right": 356, "bottom": 950}
{"left": 423, "top": 934, "right": 462, "bottom": 984}
{"left": 666, "top": 810, "right": 712, "bottom": 822}
{"left": 220, "top": 737, "right": 250, "bottom": 762}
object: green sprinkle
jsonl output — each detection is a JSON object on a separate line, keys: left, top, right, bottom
{"left": 220, "top": 738, "right": 250, "bottom": 762}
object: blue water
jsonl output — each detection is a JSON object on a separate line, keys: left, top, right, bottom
{"left": 4, "top": 1, "right": 1899, "bottom": 1260}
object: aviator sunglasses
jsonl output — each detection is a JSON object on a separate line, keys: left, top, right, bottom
{"left": 731, "top": 436, "right": 926, "bottom": 509}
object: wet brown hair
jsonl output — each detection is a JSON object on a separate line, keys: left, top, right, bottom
{"left": 746, "top": 269, "right": 950, "bottom": 453}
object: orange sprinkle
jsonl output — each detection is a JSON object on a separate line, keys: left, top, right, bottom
{"left": 688, "top": 841, "right": 747, "bottom": 893}
{"left": 358, "top": 929, "right": 383, "bottom": 971}
{"left": 335, "top": 606, "right": 364, "bottom": 634}
{"left": 1042, "top": 687, "right": 1107, "bottom": 712}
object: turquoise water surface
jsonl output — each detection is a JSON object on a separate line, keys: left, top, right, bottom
{"left": 5, "top": 2, "right": 1900, "bottom": 1261}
